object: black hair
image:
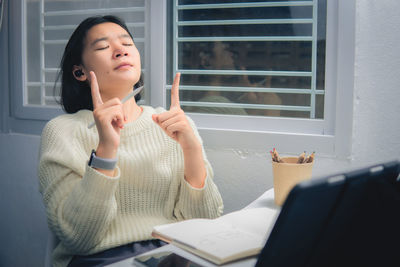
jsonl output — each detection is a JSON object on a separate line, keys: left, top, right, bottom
{"left": 56, "top": 15, "right": 143, "bottom": 113}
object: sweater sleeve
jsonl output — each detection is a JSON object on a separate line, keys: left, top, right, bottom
{"left": 38, "top": 118, "right": 120, "bottom": 254}
{"left": 173, "top": 116, "right": 224, "bottom": 220}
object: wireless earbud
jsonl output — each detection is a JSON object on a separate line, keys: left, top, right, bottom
{"left": 74, "top": 69, "right": 84, "bottom": 77}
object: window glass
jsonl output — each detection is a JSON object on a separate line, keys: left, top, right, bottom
{"left": 167, "top": 0, "right": 326, "bottom": 119}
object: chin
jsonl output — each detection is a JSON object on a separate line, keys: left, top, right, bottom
{"left": 115, "top": 72, "right": 140, "bottom": 85}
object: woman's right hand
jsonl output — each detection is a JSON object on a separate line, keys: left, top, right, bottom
{"left": 90, "top": 71, "right": 125, "bottom": 159}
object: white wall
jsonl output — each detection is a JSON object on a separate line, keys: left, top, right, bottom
{"left": 352, "top": 1, "right": 400, "bottom": 164}
{"left": 1, "top": 1, "right": 400, "bottom": 266}
{"left": 207, "top": 0, "right": 400, "bottom": 213}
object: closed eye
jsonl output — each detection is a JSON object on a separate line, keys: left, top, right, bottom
{"left": 95, "top": 46, "right": 109, "bottom": 51}
{"left": 123, "top": 43, "right": 134, "bottom": 46}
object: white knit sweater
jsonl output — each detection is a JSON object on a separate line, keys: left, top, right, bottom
{"left": 38, "top": 106, "right": 224, "bottom": 267}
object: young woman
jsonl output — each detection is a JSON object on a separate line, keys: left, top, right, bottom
{"left": 38, "top": 15, "right": 223, "bottom": 267}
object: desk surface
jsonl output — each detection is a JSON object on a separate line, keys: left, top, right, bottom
{"left": 107, "top": 188, "right": 279, "bottom": 267}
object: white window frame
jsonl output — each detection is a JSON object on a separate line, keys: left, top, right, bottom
{"left": 150, "top": 0, "right": 355, "bottom": 158}
{"left": 10, "top": 0, "right": 149, "bottom": 121}
{"left": 9, "top": 0, "right": 355, "bottom": 158}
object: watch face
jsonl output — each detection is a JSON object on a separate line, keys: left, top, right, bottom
{"left": 88, "top": 150, "right": 96, "bottom": 166}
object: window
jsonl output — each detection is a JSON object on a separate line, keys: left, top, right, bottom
{"left": 8, "top": 0, "right": 355, "bottom": 157}
{"left": 12, "top": 0, "right": 149, "bottom": 120}
{"left": 165, "top": 0, "right": 330, "bottom": 135}
{"left": 167, "top": 0, "right": 326, "bottom": 120}
{"left": 162, "top": 0, "right": 354, "bottom": 157}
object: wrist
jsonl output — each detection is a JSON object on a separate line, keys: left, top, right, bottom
{"left": 96, "top": 143, "right": 118, "bottom": 159}
{"left": 180, "top": 135, "right": 202, "bottom": 152}
{"left": 184, "top": 173, "right": 206, "bottom": 189}
{"left": 88, "top": 149, "right": 118, "bottom": 171}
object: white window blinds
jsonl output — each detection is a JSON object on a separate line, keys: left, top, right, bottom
{"left": 167, "top": 0, "right": 326, "bottom": 119}
{"left": 24, "top": 0, "right": 147, "bottom": 107}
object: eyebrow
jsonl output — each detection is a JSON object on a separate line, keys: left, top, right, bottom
{"left": 90, "top": 34, "right": 133, "bottom": 47}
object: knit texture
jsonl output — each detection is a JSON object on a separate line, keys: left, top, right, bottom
{"left": 38, "top": 106, "right": 224, "bottom": 267}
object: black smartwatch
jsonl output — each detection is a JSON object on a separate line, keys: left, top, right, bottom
{"left": 88, "top": 150, "right": 117, "bottom": 170}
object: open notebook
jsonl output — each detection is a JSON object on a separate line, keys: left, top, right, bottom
{"left": 152, "top": 207, "right": 278, "bottom": 265}
{"left": 149, "top": 160, "right": 399, "bottom": 266}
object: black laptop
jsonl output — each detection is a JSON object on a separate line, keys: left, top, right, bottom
{"left": 256, "top": 160, "right": 400, "bottom": 267}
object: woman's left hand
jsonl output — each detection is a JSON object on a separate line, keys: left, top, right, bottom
{"left": 152, "top": 73, "right": 200, "bottom": 151}
{"left": 153, "top": 73, "right": 206, "bottom": 188}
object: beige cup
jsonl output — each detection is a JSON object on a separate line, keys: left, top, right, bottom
{"left": 272, "top": 157, "right": 314, "bottom": 206}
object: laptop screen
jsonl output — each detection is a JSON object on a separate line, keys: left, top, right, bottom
{"left": 256, "top": 160, "right": 400, "bottom": 267}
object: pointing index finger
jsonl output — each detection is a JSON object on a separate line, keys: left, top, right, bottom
{"left": 90, "top": 71, "right": 103, "bottom": 108}
{"left": 170, "top": 72, "right": 181, "bottom": 108}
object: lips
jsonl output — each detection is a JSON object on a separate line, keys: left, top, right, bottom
{"left": 114, "top": 62, "right": 133, "bottom": 70}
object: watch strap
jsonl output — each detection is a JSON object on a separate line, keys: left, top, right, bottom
{"left": 88, "top": 150, "right": 117, "bottom": 170}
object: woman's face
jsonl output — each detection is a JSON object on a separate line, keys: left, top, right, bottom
{"left": 79, "top": 22, "right": 141, "bottom": 99}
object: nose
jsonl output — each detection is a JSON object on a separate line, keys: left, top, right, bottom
{"left": 113, "top": 48, "right": 128, "bottom": 59}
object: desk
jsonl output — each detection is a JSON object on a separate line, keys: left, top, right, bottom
{"left": 107, "top": 189, "right": 279, "bottom": 267}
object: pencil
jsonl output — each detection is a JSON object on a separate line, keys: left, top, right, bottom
{"left": 269, "top": 151, "right": 276, "bottom": 162}
{"left": 297, "top": 151, "right": 306, "bottom": 164}
{"left": 306, "top": 152, "right": 315, "bottom": 163}
{"left": 273, "top": 148, "right": 284, "bottom": 163}
{"left": 87, "top": 85, "right": 144, "bottom": 129}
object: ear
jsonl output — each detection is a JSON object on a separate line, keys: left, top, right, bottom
{"left": 72, "top": 65, "right": 87, "bottom": 81}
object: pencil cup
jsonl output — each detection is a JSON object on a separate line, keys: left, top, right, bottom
{"left": 272, "top": 157, "right": 314, "bottom": 206}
